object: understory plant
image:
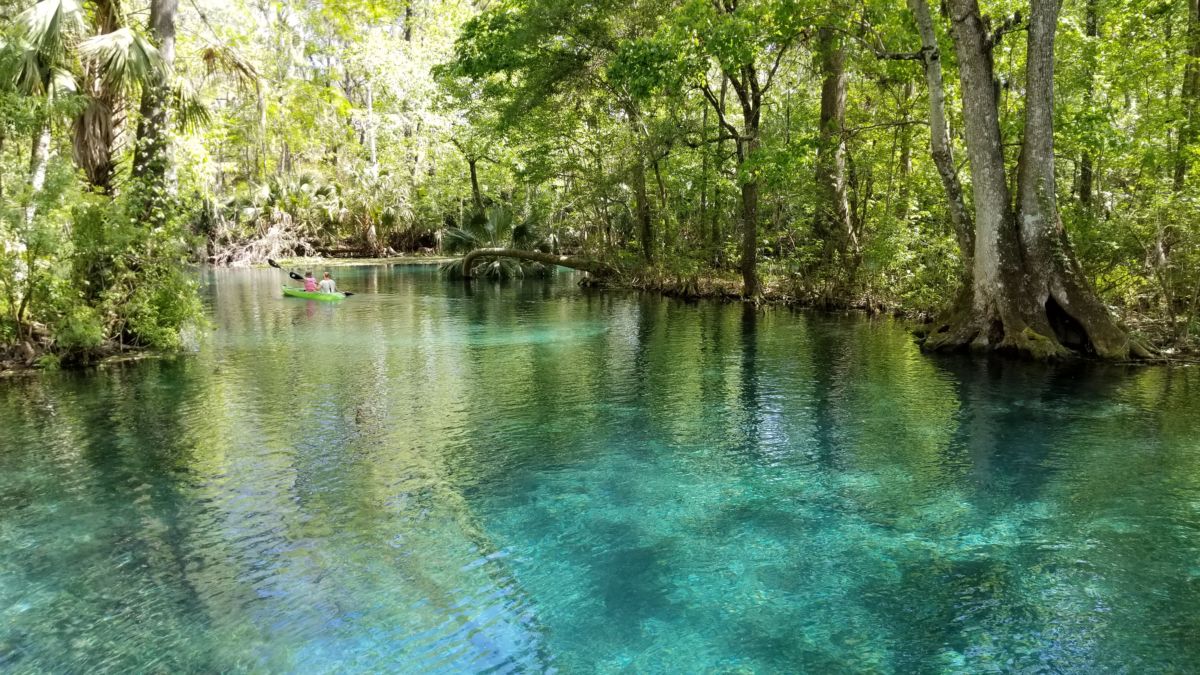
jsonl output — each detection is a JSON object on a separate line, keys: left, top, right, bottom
{"left": 440, "top": 205, "right": 554, "bottom": 280}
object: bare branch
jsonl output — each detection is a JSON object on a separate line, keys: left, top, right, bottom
{"left": 700, "top": 81, "right": 742, "bottom": 140}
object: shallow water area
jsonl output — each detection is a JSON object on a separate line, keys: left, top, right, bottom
{"left": 1, "top": 265, "right": 1199, "bottom": 673}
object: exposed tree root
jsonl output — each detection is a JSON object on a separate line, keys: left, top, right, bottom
{"left": 923, "top": 283, "right": 1153, "bottom": 360}
{"left": 209, "top": 221, "right": 317, "bottom": 267}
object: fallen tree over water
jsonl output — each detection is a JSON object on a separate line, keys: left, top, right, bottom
{"left": 457, "top": 249, "right": 619, "bottom": 280}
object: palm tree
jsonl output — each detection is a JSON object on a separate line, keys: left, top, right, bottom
{"left": 1, "top": 0, "right": 82, "bottom": 223}
{"left": 441, "top": 206, "right": 555, "bottom": 280}
{"left": 3, "top": 0, "right": 164, "bottom": 201}
{"left": 131, "top": 0, "right": 176, "bottom": 228}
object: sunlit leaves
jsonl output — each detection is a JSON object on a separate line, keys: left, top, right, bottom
{"left": 79, "top": 28, "right": 164, "bottom": 92}
{"left": 14, "top": 0, "right": 84, "bottom": 61}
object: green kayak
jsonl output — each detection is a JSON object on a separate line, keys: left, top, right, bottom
{"left": 282, "top": 286, "right": 347, "bottom": 301}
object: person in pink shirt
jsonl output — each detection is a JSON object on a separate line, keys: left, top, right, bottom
{"left": 303, "top": 272, "right": 318, "bottom": 292}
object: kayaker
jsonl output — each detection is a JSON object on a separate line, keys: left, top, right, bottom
{"left": 303, "top": 272, "right": 318, "bottom": 292}
{"left": 318, "top": 272, "right": 337, "bottom": 294}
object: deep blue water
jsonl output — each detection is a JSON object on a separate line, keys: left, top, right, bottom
{"left": 1, "top": 265, "right": 1198, "bottom": 673}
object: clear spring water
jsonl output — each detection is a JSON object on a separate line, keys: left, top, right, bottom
{"left": 1, "top": 265, "right": 1199, "bottom": 673}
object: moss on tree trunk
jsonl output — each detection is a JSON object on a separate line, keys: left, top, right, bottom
{"left": 924, "top": 0, "right": 1149, "bottom": 360}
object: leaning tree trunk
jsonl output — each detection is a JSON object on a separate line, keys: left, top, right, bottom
{"left": 812, "top": 26, "right": 858, "bottom": 291}
{"left": 132, "top": 0, "right": 178, "bottom": 227}
{"left": 711, "top": 76, "right": 728, "bottom": 253}
{"left": 461, "top": 249, "right": 618, "bottom": 279}
{"left": 908, "top": 0, "right": 973, "bottom": 266}
{"left": 468, "top": 157, "right": 483, "bottom": 214}
{"left": 926, "top": 0, "right": 1143, "bottom": 359}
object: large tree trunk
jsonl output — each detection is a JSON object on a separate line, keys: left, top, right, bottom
{"left": 909, "top": 0, "right": 973, "bottom": 264}
{"left": 461, "top": 249, "right": 618, "bottom": 278}
{"left": 1175, "top": 0, "right": 1200, "bottom": 190}
{"left": 622, "top": 105, "right": 655, "bottom": 264}
{"left": 926, "top": 0, "right": 1142, "bottom": 359}
{"left": 812, "top": 26, "right": 858, "bottom": 287}
{"left": 633, "top": 155, "right": 653, "bottom": 263}
{"left": 1079, "top": 0, "right": 1099, "bottom": 206}
{"left": 739, "top": 134, "right": 761, "bottom": 300}
{"left": 132, "top": 0, "right": 178, "bottom": 227}
{"left": 72, "top": 0, "right": 122, "bottom": 194}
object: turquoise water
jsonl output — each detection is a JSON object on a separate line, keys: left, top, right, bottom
{"left": 2, "top": 265, "right": 1199, "bottom": 673}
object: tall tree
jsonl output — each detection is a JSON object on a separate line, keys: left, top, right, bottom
{"left": 132, "top": 0, "right": 178, "bottom": 227}
{"left": 1177, "top": 0, "right": 1200, "bottom": 191}
{"left": 71, "top": 0, "right": 122, "bottom": 194}
{"left": 679, "top": 0, "right": 806, "bottom": 300}
{"left": 906, "top": 0, "right": 972, "bottom": 270}
{"left": 925, "top": 0, "right": 1144, "bottom": 358}
{"left": 812, "top": 25, "right": 857, "bottom": 292}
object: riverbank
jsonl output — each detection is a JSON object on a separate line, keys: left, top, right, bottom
{"left": 0, "top": 343, "right": 167, "bottom": 378}
{"left": 266, "top": 255, "right": 458, "bottom": 268}
{"left": 5, "top": 263, "right": 1200, "bottom": 673}
{"left": 594, "top": 266, "right": 1200, "bottom": 362}
{"left": 4, "top": 257, "right": 1195, "bottom": 372}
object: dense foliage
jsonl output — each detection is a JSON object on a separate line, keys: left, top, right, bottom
{"left": 2, "top": 0, "right": 1198, "bottom": 363}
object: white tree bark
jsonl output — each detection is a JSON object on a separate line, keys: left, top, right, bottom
{"left": 928, "top": 0, "right": 1142, "bottom": 358}
{"left": 25, "top": 123, "right": 52, "bottom": 227}
{"left": 908, "top": 0, "right": 973, "bottom": 259}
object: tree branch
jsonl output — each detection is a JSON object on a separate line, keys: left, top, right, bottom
{"left": 987, "top": 11, "right": 1025, "bottom": 49}
{"left": 700, "top": 81, "right": 741, "bottom": 140}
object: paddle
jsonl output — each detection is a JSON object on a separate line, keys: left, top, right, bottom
{"left": 267, "top": 258, "right": 354, "bottom": 296}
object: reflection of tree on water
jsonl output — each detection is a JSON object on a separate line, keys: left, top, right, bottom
{"left": 222, "top": 270, "right": 552, "bottom": 671}
{"left": 0, "top": 268, "right": 555, "bottom": 672}
{"left": 6, "top": 267, "right": 1200, "bottom": 672}
{"left": 848, "top": 356, "right": 1200, "bottom": 671}
{"left": 0, "top": 361, "right": 238, "bottom": 671}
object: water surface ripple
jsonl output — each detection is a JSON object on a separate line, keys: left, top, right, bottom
{"left": 1, "top": 266, "right": 1198, "bottom": 672}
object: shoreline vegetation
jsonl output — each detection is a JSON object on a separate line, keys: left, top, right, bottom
{"left": 4, "top": 1, "right": 1200, "bottom": 368}
{"left": 3, "top": 254, "right": 1196, "bottom": 375}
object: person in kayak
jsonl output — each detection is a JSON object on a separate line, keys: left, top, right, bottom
{"left": 318, "top": 272, "right": 337, "bottom": 294}
{"left": 303, "top": 272, "right": 318, "bottom": 292}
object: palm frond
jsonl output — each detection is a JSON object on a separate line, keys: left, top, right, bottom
{"left": 199, "top": 44, "right": 258, "bottom": 90}
{"left": 48, "top": 65, "right": 76, "bottom": 96}
{"left": 171, "top": 80, "right": 211, "bottom": 132}
{"left": 441, "top": 226, "right": 482, "bottom": 254}
{"left": 78, "top": 27, "right": 163, "bottom": 92}
{"left": 16, "top": 0, "right": 84, "bottom": 59}
{"left": 11, "top": 45, "right": 48, "bottom": 94}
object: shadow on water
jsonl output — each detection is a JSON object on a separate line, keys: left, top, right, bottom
{"left": 3, "top": 267, "right": 1200, "bottom": 672}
